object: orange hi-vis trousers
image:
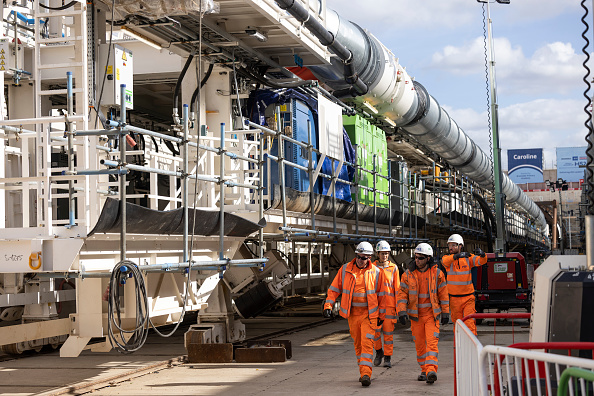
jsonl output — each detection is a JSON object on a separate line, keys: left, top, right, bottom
{"left": 411, "top": 314, "right": 440, "bottom": 373}
{"left": 450, "top": 294, "right": 477, "bottom": 335}
{"left": 348, "top": 313, "right": 378, "bottom": 378}
{"left": 373, "top": 307, "right": 396, "bottom": 356}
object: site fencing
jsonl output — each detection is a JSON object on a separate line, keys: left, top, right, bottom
{"left": 558, "top": 367, "right": 594, "bottom": 396}
{"left": 455, "top": 317, "right": 594, "bottom": 396}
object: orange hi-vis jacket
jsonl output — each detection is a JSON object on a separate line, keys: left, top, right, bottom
{"left": 373, "top": 260, "right": 399, "bottom": 309}
{"left": 397, "top": 261, "right": 449, "bottom": 321}
{"left": 324, "top": 259, "right": 386, "bottom": 320}
{"left": 441, "top": 253, "right": 488, "bottom": 296}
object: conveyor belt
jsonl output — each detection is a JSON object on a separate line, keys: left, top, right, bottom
{"left": 89, "top": 197, "right": 266, "bottom": 237}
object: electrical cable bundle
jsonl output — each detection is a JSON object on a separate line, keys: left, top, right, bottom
{"left": 107, "top": 260, "right": 149, "bottom": 353}
{"left": 107, "top": 258, "right": 194, "bottom": 353}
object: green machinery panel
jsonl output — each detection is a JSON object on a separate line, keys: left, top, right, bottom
{"left": 343, "top": 114, "right": 369, "bottom": 205}
{"left": 343, "top": 115, "right": 390, "bottom": 208}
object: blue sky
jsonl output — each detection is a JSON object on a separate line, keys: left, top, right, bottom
{"left": 325, "top": 0, "right": 589, "bottom": 170}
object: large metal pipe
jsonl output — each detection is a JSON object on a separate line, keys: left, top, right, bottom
{"left": 277, "top": 2, "right": 547, "bottom": 230}
{"left": 275, "top": 0, "right": 368, "bottom": 95}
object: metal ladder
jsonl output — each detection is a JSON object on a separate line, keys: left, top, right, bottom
{"left": 32, "top": 0, "right": 91, "bottom": 232}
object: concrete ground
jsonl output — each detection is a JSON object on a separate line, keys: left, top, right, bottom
{"left": 0, "top": 316, "right": 530, "bottom": 396}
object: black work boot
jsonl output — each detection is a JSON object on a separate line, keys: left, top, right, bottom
{"left": 373, "top": 349, "right": 384, "bottom": 366}
{"left": 417, "top": 372, "right": 427, "bottom": 381}
{"left": 426, "top": 371, "right": 437, "bottom": 384}
{"left": 383, "top": 355, "right": 392, "bottom": 368}
{"left": 360, "top": 375, "right": 371, "bottom": 387}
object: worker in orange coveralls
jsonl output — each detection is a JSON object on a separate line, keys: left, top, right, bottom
{"left": 397, "top": 243, "right": 449, "bottom": 384}
{"left": 441, "top": 233, "right": 487, "bottom": 336}
{"left": 323, "top": 241, "right": 386, "bottom": 387}
{"left": 372, "top": 240, "right": 400, "bottom": 368}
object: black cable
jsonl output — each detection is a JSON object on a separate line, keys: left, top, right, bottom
{"left": 190, "top": 63, "right": 214, "bottom": 113}
{"left": 243, "top": 242, "right": 258, "bottom": 257}
{"left": 481, "top": 4, "right": 498, "bottom": 241}
{"left": 95, "top": 0, "right": 116, "bottom": 127}
{"left": 482, "top": 4, "right": 495, "bottom": 199}
{"left": 246, "top": 241, "right": 296, "bottom": 270}
{"left": 269, "top": 248, "right": 297, "bottom": 270}
{"left": 580, "top": 0, "right": 594, "bottom": 215}
{"left": 236, "top": 66, "right": 313, "bottom": 89}
{"left": 173, "top": 53, "right": 195, "bottom": 125}
{"left": 39, "top": 0, "right": 77, "bottom": 10}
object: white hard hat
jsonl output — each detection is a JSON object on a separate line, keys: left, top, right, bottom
{"left": 415, "top": 243, "right": 433, "bottom": 257}
{"left": 355, "top": 241, "right": 374, "bottom": 255}
{"left": 375, "top": 240, "right": 391, "bottom": 252}
{"left": 447, "top": 234, "right": 464, "bottom": 246}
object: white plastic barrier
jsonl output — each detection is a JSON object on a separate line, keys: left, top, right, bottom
{"left": 455, "top": 319, "right": 594, "bottom": 396}
{"left": 455, "top": 319, "right": 483, "bottom": 396}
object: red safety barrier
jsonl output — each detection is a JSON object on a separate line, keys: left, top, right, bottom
{"left": 463, "top": 313, "right": 531, "bottom": 345}
{"left": 454, "top": 312, "right": 531, "bottom": 396}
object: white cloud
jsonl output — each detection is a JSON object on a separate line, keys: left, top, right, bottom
{"left": 325, "top": 0, "right": 579, "bottom": 33}
{"left": 431, "top": 37, "right": 497, "bottom": 75}
{"left": 498, "top": 1, "right": 580, "bottom": 22}
{"left": 444, "top": 99, "right": 587, "bottom": 169}
{"left": 431, "top": 38, "right": 585, "bottom": 95}
{"left": 325, "top": 0, "right": 476, "bottom": 31}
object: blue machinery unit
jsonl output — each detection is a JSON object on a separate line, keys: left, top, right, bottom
{"left": 265, "top": 98, "right": 320, "bottom": 195}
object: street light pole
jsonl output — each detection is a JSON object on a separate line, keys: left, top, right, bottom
{"left": 479, "top": 0, "right": 508, "bottom": 253}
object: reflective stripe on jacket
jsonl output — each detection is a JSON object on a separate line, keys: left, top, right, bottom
{"left": 373, "top": 260, "right": 400, "bottom": 309}
{"left": 396, "top": 261, "right": 449, "bottom": 321}
{"left": 324, "top": 259, "right": 386, "bottom": 320}
{"left": 441, "top": 253, "right": 487, "bottom": 295}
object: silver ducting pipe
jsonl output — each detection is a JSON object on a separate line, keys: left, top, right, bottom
{"left": 277, "top": 1, "right": 547, "bottom": 230}
{"left": 404, "top": 82, "right": 546, "bottom": 229}
{"left": 305, "top": 8, "right": 420, "bottom": 126}
{"left": 275, "top": 0, "right": 368, "bottom": 95}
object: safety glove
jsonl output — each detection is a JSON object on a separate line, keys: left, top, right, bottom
{"left": 473, "top": 248, "right": 486, "bottom": 258}
{"left": 377, "top": 318, "right": 384, "bottom": 327}
{"left": 323, "top": 309, "right": 332, "bottom": 318}
{"left": 398, "top": 314, "right": 410, "bottom": 326}
{"left": 440, "top": 313, "right": 450, "bottom": 325}
{"left": 453, "top": 251, "right": 471, "bottom": 260}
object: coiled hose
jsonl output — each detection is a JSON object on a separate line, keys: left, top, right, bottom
{"left": 107, "top": 260, "right": 149, "bottom": 353}
{"left": 107, "top": 258, "right": 194, "bottom": 353}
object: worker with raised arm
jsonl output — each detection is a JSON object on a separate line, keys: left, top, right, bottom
{"left": 372, "top": 240, "right": 400, "bottom": 368}
{"left": 441, "top": 233, "right": 487, "bottom": 336}
{"left": 323, "top": 241, "right": 386, "bottom": 387}
{"left": 397, "top": 243, "right": 449, "bottom": 385}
